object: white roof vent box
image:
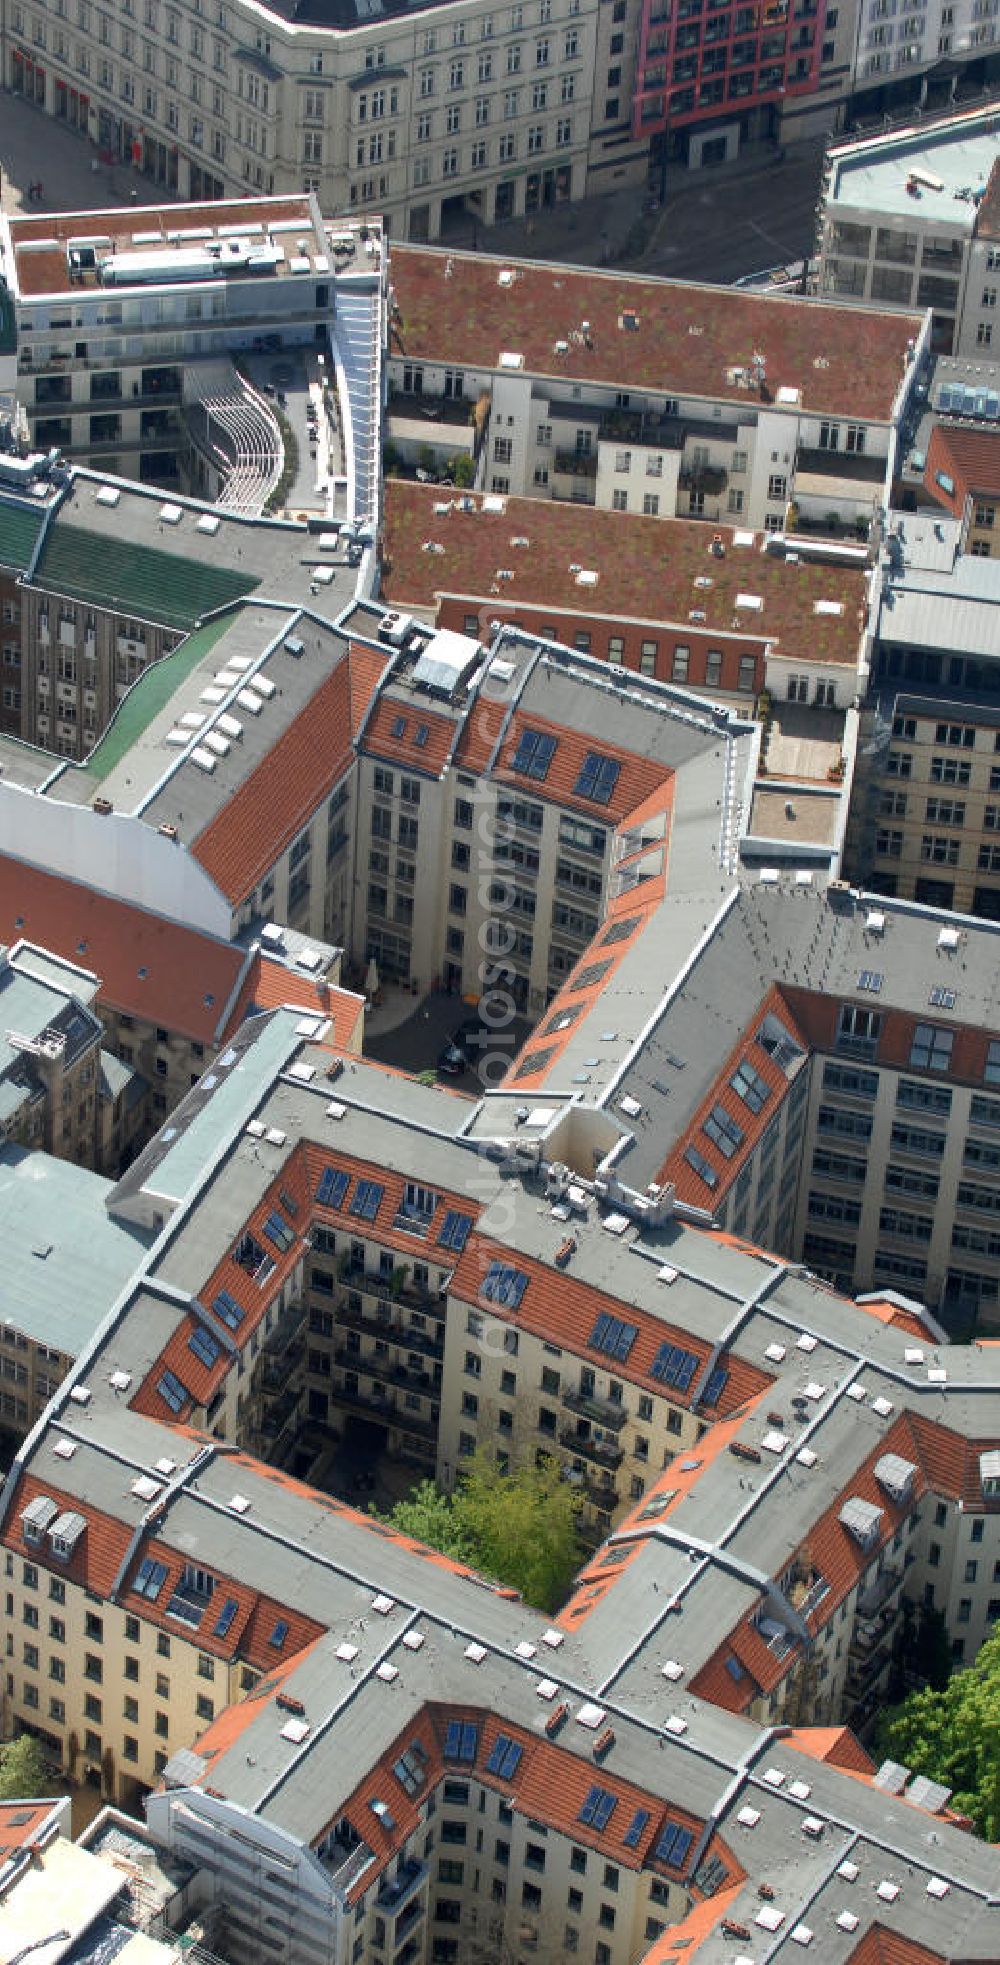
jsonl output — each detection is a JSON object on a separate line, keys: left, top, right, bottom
{"left": 874, "top": 1452, "right": 916, "bottom": 1503}
{"left": 839, "top": 1496, "right": 883, "bottom": 1549}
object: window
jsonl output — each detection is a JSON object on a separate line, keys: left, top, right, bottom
{"left": 910, "top": 1024, "right": 953, "bottom": 1073}
{"left": 768, "top": 474, "right": 787, "bottom": 500}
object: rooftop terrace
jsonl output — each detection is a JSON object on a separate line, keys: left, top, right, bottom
{"left": 390, "top": 246, "right": 922, "bottom": 423}
{"left": 383, "top": 484, "right": 868, "bottom": 667}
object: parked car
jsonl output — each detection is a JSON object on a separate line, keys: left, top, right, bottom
{"left": 437, "top": 1019, "right": 487, "bottom": 1076}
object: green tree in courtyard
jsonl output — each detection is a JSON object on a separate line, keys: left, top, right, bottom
{"left": 878, "top": 1624, "right": 1000, "bottom": 1838}
{"left": 0, "top": 1732, "right": 54, "bottom": 1801}
{"left": 375, "top": 1453, "right": 582, "bottom": 1613}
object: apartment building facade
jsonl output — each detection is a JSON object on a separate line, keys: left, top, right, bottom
{"left": 388, "top": 244, "right": 927, "bottom": 535}
{"left": 0, "top": 194, "right": 348, "bottom": 480}
{"left": 1, "top": 1003, "right": 999, "bottom": 1965}
{"left": 815, "top": 107, "right": 1000, "bottom": 355}
{"left": 0, "top": 0, "right": 645, "bottom": 244}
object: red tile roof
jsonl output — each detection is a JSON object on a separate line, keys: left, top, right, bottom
{"left": 195, "top": 1634, "right": 325, "bottom": 1767}
{"left": 846, "top": 1931, "right": 950, "bottom": 1965}
{"left": 507, "top": 881, "right": 666, "bottom": 1092}
{"left": 494, "top": 707, "right": 671, "bottom": 825}
{"left": 923, "top": 420, "right": 1000, "bottom": 515}
{"left": 449, "top": 1234, "right": 770, "bottom": 1420}
{"left": 782, "top": 1726, "right": 875, "bottom": 1776}
{"left": 0, "top": 856, "right": 244, "bottom": 1044}
{"left": 383, "top": 483, "right": 867, "bottom": 670}
{"left": 361, "top": 693, "right": 457, "bottom": 776}
{"left": 391, "top": 247, "right": 921, "bottom": 423}
{"left": 222, "top": 953, "right": 364, "bottom": 1052}
{"left": 5, "top": 1471, "right": 134, "bottom": 1600}
{"left": 328, "top": 1701, "right": 717, "bottom": 1904}
{"left": 657, "top": 984, "right": 809, "bottom": 1204}
{"left": 0, "top": 1799, "right": 61, "bottom": 1860}
{"left": 193, "top": 642, "right": 387, "bottom": 906}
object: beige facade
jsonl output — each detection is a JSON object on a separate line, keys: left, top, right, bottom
{"left": 20, "top": 586, "right": 183, "bottom": 759}
{"left": 849, "top": 697, "right": 1000, "bottom": 919}
{"left": 1, "top": 0, "right": 645, "bottom": 245}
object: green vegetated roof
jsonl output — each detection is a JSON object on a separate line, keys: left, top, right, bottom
{"left": 35, "top": 521, "right": 259, "bottom": 630}
{"left": 86, "top": 612, "right": 239, "bottom": 780}
{"left": 0, "top": 497, "right": 47, "bottom": 573}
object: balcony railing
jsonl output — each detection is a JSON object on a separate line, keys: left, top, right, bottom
{"left": 331, "top": 1299, "right": 444, "bottom": 1359}
{"left": 554, "top": 448, "right": 598, "bottom": 478}
{"left": 562, "top": 1387, "right": 628, "bottom": 1433}
{"left": 559, "top": 1428, "right": 624, "bottom": 1470}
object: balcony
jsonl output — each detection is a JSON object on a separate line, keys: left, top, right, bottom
{"left": 678, "top": 461, "right": 728, "bottom": 496}
{"left": 333, "top": 1346, "right": 440, "bottom": 1397}
{"left": 562, "top": 1387, "right": 628, "bottom": 1433}
{"left": 554, "top": 448, "right": 598, "bottom": 478}
{"left": 856, "top": 1565, "right": 904, "bottom": 1619}
{"left": 559, "top": 1428, "right": 624, "bottom": 1470}
{"left": 386, "top": 388, "right": 475, "bottom": 430}
{"left": 334, "top": 1299, "right": 445, "bottom": 1359}
{"left": 599, "top": 409, "right": 684, "bottom": 451}
{"left": 329, "top": 1376, "right": 439, "bottom": 1444}
{"left": 582, "top": 1475, "right": 619, "bottom": 1510}
{"left": 377, "top": 1858, "right": 427, "bottom": 1917}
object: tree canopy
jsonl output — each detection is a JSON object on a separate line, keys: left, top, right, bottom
{"left": 376, "top": 1454, "right": 582, "bottom": 1613}
{"left": 0, "top": 1732, "right": 55, "bottom": 1802}
{"left": 878, "top": 1624, "right": 1000, "bottom": 1838}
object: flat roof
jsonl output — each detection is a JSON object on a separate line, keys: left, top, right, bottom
{"left": 382, "top": 484, "right": 867, "bottom": 667}
{"left": 391, "top": 246, "right": 922, "bottom": 423}
{"left": 0, "top": 1144, "right": 151, "bottom": 1355}
{"left": 826, "top": 105, "right": 1000, "bottom": 229}
{"left": 3, "top": 195, "right": 318, "bottom": 300}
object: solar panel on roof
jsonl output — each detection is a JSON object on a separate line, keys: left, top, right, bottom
{"left": 444, "top": 1720, "right": 478, "bottom": 1762}
{"left": 651, "top": 1343, "right": 699, "bottom": 1391}
{"left": 938, "top": 384, "right": 955, "bottom": 412}
{"left": 263, "top": 1208, "right": 294, "bottom": 1253}
{"left": 512, "top": 728, "right": 557, "bottom": 780}
{"left": 158, "top": 1370, "right": 188, "bottom": 1413}
{"left": 189, "top": 1326, "right": 221, "bottom": 1369}
{"left": 486, "top": 1734, "right": 523, "bottom": 1780}
{"left": 574, "top": 751, "right": 621, "bottom": 805}
{"left": 351, "top": 1179, "right": 384, "bottom": 1221}
{"left": 578, "top": 1784, "right": 617, "bottom": 1831}
{"left": 701, "top": 1364, "right": 729, "bottom": 1408}
{"left": 212, "top": 1290, "right": 244, "bottom": 1331}
{"left": 481, "top": 1261, "right": 529, "bottom": 1309}
{"left": 134, "top": 1557, "right": 168, "bottom": 1601}
{"left": 316, "top": 1166, "right": 350, "bottom": 1209}
{"left": 438, "top": 1209, "right": 473, "bottom": 1253}
{"left": 655, "top": 1821, "right": 694, "bottom": 1870}
{"left": 589, "top": 1312, "right": 638, "bottom": 1361}
{"left": 623, "top": 1807, "right": 650, "bottom": 1849}
{"left": 213, "top": 1595, "right": 240, "bottom": 1640}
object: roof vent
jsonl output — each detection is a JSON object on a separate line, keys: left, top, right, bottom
{"left": 874, "top": 1452, "right": 916, "bottom": 1502}
{"left": 839, "top": 1496, "right": 883, "bottom": 1548}
{"left": 576, "top": 1702, "right": 606, "bottom": 1730}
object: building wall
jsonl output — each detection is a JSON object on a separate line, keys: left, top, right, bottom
{"left": 386, "top": 352, "right": 895, "bottom": 533}
{"left": 0, "top": 571, "right": 23, "bottom": 737}
{"left": 4, "top": 0, "right": 610, "bottom": 245}
{"left": 849, "top": 696, "right": 1000, "bottom": 919}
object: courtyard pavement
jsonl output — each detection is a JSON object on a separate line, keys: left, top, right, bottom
{"left": 0, "top": 85, "right": 826, "bottom": 284}
{"left": 1, "top": 88, "right": 160, "bottom": 216}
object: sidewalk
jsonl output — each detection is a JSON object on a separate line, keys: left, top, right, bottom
{"left": 0, "top": 87, "right": 169, "bottom": 217}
